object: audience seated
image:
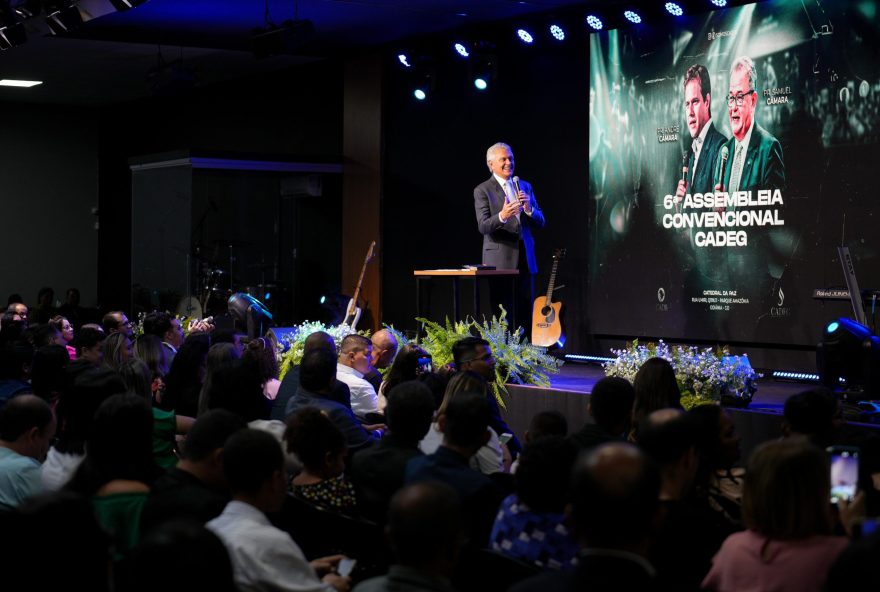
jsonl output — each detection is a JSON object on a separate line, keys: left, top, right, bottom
{"left": 198, "top": 342, "right": 239, "bottom": 415}
{"left": 286, "top": 407, "right": 358, "bottom": 512}
{"left": 489, "top": 435, "right": 579, "bottom": 570}
{"left": 203, "top": 357, "right": 270, "bottom": 422}
{"left": 0, "top": 395, "right": 56, "bottom": 510}
{"left": 353, "top": 482, "right": 464, "bottom": 592}
{"left": 273, "top": 331, "right": 351, "bottom": 421}
{"left": 823, "top": 528, "right": 880, "bottom": 591}
{"left": 64, "top": 394, "right": 164, "bottom": 556}
{"left": 140, "top": 409, "right": 247, "bottom": 534}
{"left": 207, "top": 428, "right": 351, "bottom": 592}
{"left": 631, "top": 357, "right": 682, "bottom": 440}
{"left": 420, "top": 371, "right": 507, "bottom": 475}
{"left": 133, "top": 334, "right": 170, "bottom": 401}
{"left": 102, "top": 310, "right": 133, "bottom": 338}
{"left": 0, "top": 340, "right": 35, "bottom": 405}
{"left": 29, "top": 344, "right": 69, "bottom": 405}
{"left": 378, "top": 343, "right": 431, "bottom": 409}
{"left": 363, "top": 328, "right": 399, "bottom": 394}
{"left": 337, "top": 334, "right": 381, "bottom": 419}
{"left": 452, "top": 336, "right": 522, "bottom": 457}
{"left": 690, "top": 403, "right": 745, "bottom": 529}
{"left": 783, "top": 387, "right": 841, "bottom": 448}
{"left": 350, "top": 380, "right": 435, "bottom": 522}
{"left": 245, "top": 336, "right": 281, "bottom": 401}
{"left": 159, "top": 333, "right": 210, "bottom": 417}
{"left": 74, "top": 325, "right": 106, "bottom": 366}
{"left": 119, "top": 520, "right": 238, "bottom": 592}
{"left": 103, "top": 331, "right": 133, "bottom": 371}
{"left": 509, "top": 409, "right": 568, "bottom": 473}
{"left": 48, "top": 314, "right": 77, "bottom": 359}
{"left": 405, "top": 389, "right": 507, "bottom": 548}
{"left": 639, "top": 408, "right": 729, "bottom": 591}
{"left": 701, "top": 437, "right": 850, "bottom": 592}
{"left": 570, "top": 377, "right": 635, "bottom": 453}
{"left": 43, "top": 366, "right": 127, "bottom": 490}
{"left": 286, "top": 348, "right": 378, "bottom": 453}
{"left": 511, "top": 442, "right": 662, "bottom": 591}
{"left": 142, "top": 311, "right": 185, "bottom": 363}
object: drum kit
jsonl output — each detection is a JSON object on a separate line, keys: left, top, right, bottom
{"left": 185, "top": 240, "right": 279, "bottom": 318}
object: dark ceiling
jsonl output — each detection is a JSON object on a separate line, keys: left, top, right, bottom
{"left": 0, "top": 0, "right": 592, "bottom": 105}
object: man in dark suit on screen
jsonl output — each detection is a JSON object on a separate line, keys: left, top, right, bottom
{"left": 473, "top": 142, "right": 545, "bottom": 328}
{"left": 675, "top": 64, "right": 727, "bottom": 200}
{"left": 714, "top": 55, "right": 785, "bottom": 193}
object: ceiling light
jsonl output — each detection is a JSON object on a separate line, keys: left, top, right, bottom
{"left": 413, "top": 88, "right": 427, "bottom": 100}
{"left": 624, "top": 11, "right": 642, "bottom": 24}
{"left": 665, "top": 2, "right": 684, "bottom": 16}
{"left": 711, "top": 0, "right": 727, "bottom": 6}
{"left": 516, "top": 28, "right": 534, "bottom": 44}
{"left": 549, "top": 24, "right": 565, "bottom": 41}
{"left": 0, "top": 79, "right": 41, "bottom": 87}
{"left": 453, "top": 42, "right": 469, "bottom": 58}
{"left": 586, "top": 15, "right": 603, "bottom": 30}
{"left": 397, "top": 54, "right": 411, "bottom": 68}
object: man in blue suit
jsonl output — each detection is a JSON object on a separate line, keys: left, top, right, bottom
{"left": 473, "top": 143, "right": 545, "bottom": 328}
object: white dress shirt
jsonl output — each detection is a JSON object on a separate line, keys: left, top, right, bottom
{"left": 207, "top": 500, "right": 332, "bottom": 592}
{"left": 336, "top": 363, "right": 379, "bottom": 418}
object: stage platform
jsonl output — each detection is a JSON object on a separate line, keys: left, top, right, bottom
{"left": 499, "top": 363, "right": 877, "bottom": 460}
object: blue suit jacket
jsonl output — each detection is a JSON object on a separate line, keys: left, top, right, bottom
{"left": 474, "top": 176, "right": 545, "bottom": 274}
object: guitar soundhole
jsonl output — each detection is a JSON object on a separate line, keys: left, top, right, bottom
{"left": 541, "top": 306, "right": 552, "bottom": 316}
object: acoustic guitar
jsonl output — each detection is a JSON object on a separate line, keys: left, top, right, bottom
{"left": 531, "top": 248, "right": 566, "bottom": 348}
{"left": 342, "top": 240, "right": 376, "bottom": 330}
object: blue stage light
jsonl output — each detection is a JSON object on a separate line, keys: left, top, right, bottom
{"left": 586, "top": 15, "right": 603, "bottom": 30}
{"left": 453, "top": 42, "right": 469, "bottom": 58}
{"left": 665, "top": 2, "right": 684, "bottom": 16}
{"left": 827, "top": 321, "right": 840, "bottom": 333}
{"left": 711, "top": 0, "right": 727, "bottom": 6}
{"left": 624, "top": 10, "right": 642, "bottom": 23}
{"left": 397, "top": 54, "right": 411, "bottom": 68}
{"left": 517, "top": 28, "right": 534, "bottom": 43}
{"left": 320, "top": 295, "right": 326, "bottom": 304}
{"left": 549, "top": 24, "right": 565, "bottom": 41}
{"left": 474, "top": 78, "right": 488, "bottom": 90}
{"left": 414, "top": 89, "right": 427, "bottom": 100}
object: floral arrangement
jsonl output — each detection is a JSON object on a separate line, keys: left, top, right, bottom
{"left": 277, "top": 321, "right": 367, "bottom": 381}
{"left": 417, "top": 306, "right": 562, "bottom": 407}
{"left": 273, "top": 306, "right": 561, "bottom": 409}
{"left": 603, "top": 340, "right": 757, "bottom": 409}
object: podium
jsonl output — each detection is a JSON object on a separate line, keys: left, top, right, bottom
{"left": 414, "top": 268, "right": 519, "bottom": 325}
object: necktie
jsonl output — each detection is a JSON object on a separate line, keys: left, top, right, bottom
{"left": 729, "top": 145, "right": 744, "bottom": 194}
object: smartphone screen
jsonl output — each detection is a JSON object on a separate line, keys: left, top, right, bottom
{"left": 828, "top": 446, "right": 859, "bottom": 504}
{"left": 338, "top": 557, "right": 356, "bottom": 578}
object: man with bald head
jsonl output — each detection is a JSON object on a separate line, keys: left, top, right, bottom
{"left": 0, "top": 395, "right": 56, "bottom": 510}
{"left": 511, "top": 442, "right": 661, "bottom": 591}
{"left": 363, "top": 329, "right": 398, "bottom": 393}
{"left": 354, "top": 481, "right": 463, "bottom": 592}
{"left": 271, "top": 331, "right": 351, "bottom": 421}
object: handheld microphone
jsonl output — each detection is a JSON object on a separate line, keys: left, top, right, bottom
{"left": 511, "top": 175, "right": 522, "bottom": 196}
{"left": 717, "top": 145, "right": 729, "bottom": 189}
{"left": 681, "top": 152, "right": 689, "bottom": 184}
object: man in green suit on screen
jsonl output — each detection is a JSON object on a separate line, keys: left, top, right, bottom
{"left": 714, "top": 55, "right": 785, "bottom": 193}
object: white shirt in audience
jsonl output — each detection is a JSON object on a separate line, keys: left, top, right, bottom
{"left": 419, "top": 424, "right": 504, "bottom": 475}
{"left": 40, "top": 447, "right": 84, "bottom": 491}
{"left": 335, "top": 363, "right": 379, "bottom": 418}
{"left": 208, "top": 500, "right": 332, "bottom": 592}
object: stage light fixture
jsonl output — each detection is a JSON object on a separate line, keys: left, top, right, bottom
{"left": 474, "top": 78, "right": 487, "bottom": 90}
{"left": 665, "top": 2, "right": 684, "bottom": 16}
{"left": 817, "top": 317, "right": 880, "bottom": 397}
{"left": 227, "top": 292, "right": 273, "bottom": 339}
{"left": 413, "top": 88, "right": 426, "bottom": 100}
{"left": 624, "top": 10, "right": 642, "bottom": 24}
{"left": 397, "top": 53, "right": 411, "bottom": 68}
{"left": 469, "top": 52, "right": 496, "bottom": 93}
{"left": 453, "top": 42, "right": 469, "bottom": 57}
{"left": 549, "top": 24, "right": 565, "bottom": 41}
{"left": 586, "top": 15, "right": 603, "bottom": 30}
{"left": 108, "top": 0, "right": 148, "bottom": 9}
{"left": 711, "top": 0, "right": 727, "bottom": 6}
{"left": 0, "top": 22, "right": 25, "bottom": 47}
{"left": 516, "top": 28, "right": 534, "bottom": 44}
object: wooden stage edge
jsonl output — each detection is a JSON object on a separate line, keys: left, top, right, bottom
{"left": 499, "top": 363, "right": 880, "bottom": 462}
